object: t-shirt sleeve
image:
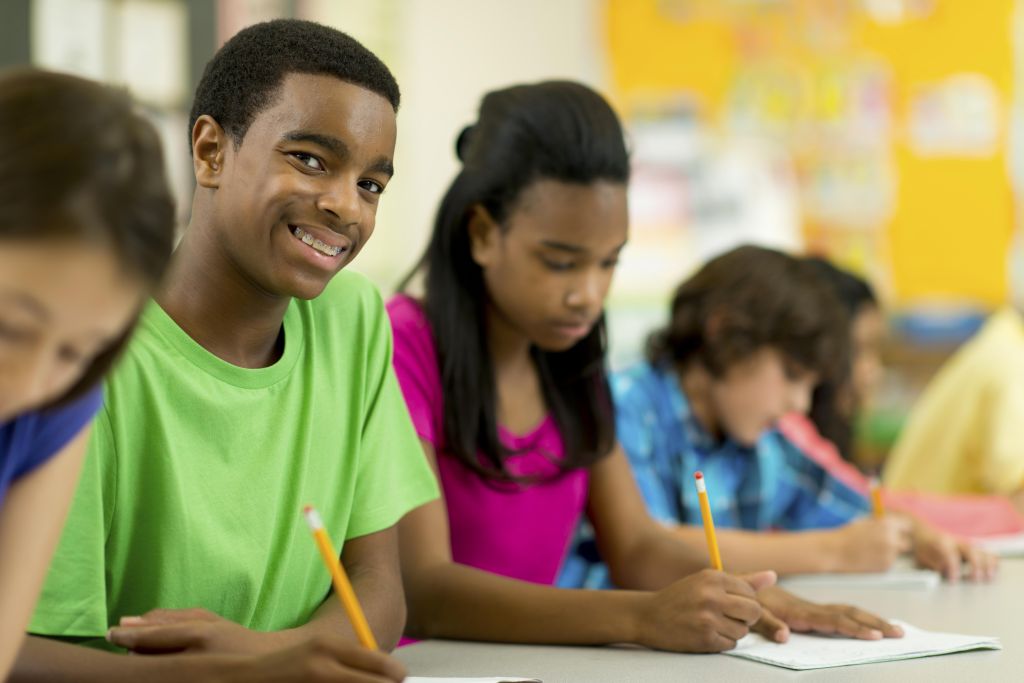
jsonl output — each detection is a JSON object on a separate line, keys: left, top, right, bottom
{"left": 345, "top": 294, "right": 440, "bottom": 540}
{"left": 387, "top": 296, "right": 443, "bottom": 447}
{"left": 13, "top": 386, "right": 103, "bottom": 480}
{"left": 29, "top": 407, "right": 115, "bottom": 639}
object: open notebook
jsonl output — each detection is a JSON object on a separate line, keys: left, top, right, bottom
{"left": 779, "top": 568, "right": 940, "bottom": 590}
{"left": 406, "top": 678, "right": 541, "bottom": 682}
{"left": 724, "top": 621, "right": 1000, "bottom": 670}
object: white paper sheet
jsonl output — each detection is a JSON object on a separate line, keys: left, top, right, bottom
{"left": 724, "top": 621, "right": 1000, "bottom": 670}
{"left": 405, "top": 678, "right": 541, "bottom": 683}
{"left": 974, "top": 532, "right": 1024, "bottom": 557}
{"left": 780, "top": 568, "right": 941, "bottom": 590}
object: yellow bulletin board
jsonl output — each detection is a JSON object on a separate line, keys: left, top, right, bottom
{"left": 605, "top": 0, "right": 1016, "bottom": 308}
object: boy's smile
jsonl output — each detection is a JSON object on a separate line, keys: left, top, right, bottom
{"left": 197, "top": 72, "right": 397, "bottom": 301}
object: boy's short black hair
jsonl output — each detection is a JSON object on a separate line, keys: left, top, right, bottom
{"left": 189, "top": 19, "right": 400, "bottom": 149}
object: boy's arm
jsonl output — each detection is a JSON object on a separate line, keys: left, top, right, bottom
{"left": 12, "top": 633, "right": 406, "bottom": 683}
{"left": 106, "top": 526, "right": 405, "bottom": 654}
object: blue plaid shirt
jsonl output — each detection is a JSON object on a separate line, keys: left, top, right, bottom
{"left": 558, "top": 361, "right": 869, "bottom": 589}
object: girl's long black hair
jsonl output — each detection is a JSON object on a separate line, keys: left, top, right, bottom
{"left": 401, "top": 81, "right": 628, "bottom": 481}
{"left": 803, "top": 257, "right": 879, "bottom": 462}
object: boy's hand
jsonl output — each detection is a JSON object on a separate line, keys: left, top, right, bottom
{"left": 753, "top": 585, "right": 903, "bottom": 642}
{"left": 832, "top": 517, "right": 912, "bottom": 572}
{"left": 636, "top": 569, "right": 776, "bottom": 653}
{"left": 107, "top": 607, "right": 280, "bottom": 655}
{"left": 222, "top": 636, "right": 406, "bottom": 683}
{"left": 912, "top": 525, "right": 999, "bottom": 582}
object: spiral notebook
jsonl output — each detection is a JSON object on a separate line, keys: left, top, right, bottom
{"left": 724, "top": 621, "right": 1000, "bottom": 670}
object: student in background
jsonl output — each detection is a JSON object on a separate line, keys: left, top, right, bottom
{"left": 0, "top": 68, "right": 175, "bottom": 680}
{"left": 782, "top": 257, "right": 1022, "bottom": 544}
{"left": 884, "top": 233, "right": 1024, "bottom": 503}
{"left": 16, "top": 20, "right": 428, "bottom": 683}
{"left": 390, "top": 81, "right": 901, "bottom": 655}
{"left": 560, "top": 246, "right": 993, "bottom": 588}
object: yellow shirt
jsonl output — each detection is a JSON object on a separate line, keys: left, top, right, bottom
{"left": 884, "top": 308, "right": 1024, "bottom": 495}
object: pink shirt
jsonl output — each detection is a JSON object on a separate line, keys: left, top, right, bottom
{"left": 779, "top": 413, "right": 1024, "bottom": 537}
{"left": 387, "top": 295, "right": 589, "bottom": 585}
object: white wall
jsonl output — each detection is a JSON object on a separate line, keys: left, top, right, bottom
{"left": 312, "top": 0, "right": 610, "bottom": 291}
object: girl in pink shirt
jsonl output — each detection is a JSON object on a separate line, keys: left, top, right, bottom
{"left": 389, "top": 80, "right": 903, "bottom": 653}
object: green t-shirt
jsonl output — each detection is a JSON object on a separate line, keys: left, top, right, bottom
{"left": 30, "top": 271, "right": 438, "bottom": 645}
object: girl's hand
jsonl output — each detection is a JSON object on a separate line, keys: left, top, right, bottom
{"left": 107, "top": 607, "right": 281, "bottom": 655}
{"left": 754, "top": 585, "right": 903, "bottom": 642}
{"left": 636, "top": 569, "right": 776, "bottom": 653}
{"left": 912, "top": 525, "right": 999, "bottom": 582}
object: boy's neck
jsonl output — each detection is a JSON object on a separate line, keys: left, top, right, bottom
{"left": 676, "top": 361, "right": 721, "bottom": 438}
{"left": 156, "top": 223, "right": 290, "bottom": 369}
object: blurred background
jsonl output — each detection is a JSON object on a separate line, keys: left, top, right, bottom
{"left": 2, "top": 0, "right": 1021, "bottom": 469}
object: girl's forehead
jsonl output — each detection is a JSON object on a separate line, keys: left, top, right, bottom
{"left": 505, "top": 179, "right": 628, "bottom": 246}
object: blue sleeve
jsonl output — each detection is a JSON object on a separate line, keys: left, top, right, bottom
{"left": 776, "top": 434, "right": 870, "bottom": 530}
{"left": 12, "top": 386, "right": 103, "bottom": 480}
{"left": 613, "top": 379, "right": 681, "bottom": 525}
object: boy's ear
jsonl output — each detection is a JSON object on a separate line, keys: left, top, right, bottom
{"left": 467, "top": 204, "right": 501, "bottom": 267}
{"left": 192, "top": 114, "right": 228, "bottom": 189}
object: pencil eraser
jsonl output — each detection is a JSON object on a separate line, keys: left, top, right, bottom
{"left": 694, "top": 471, "right": 704, "bottom": 480}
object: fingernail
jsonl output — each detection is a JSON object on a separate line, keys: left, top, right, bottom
{"left": 120, "top": 616, "right": 144, "bottom": 626}
{"left": 870, "top": 629, "right": 883, "bottom": 639}
{"left": 105, "top": 628, "right": 114, "bottom": 642}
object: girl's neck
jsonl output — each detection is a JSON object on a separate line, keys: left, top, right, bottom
{"left": 484, "top": 304, "right": 534, "bottom": 375}
{"left": 676, "top": 360, "right": 721, "bottom": 438}
{"left": 156, "top": 224, "right": 290, "bottom": 369}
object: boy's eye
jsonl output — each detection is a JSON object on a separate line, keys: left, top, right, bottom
{"left": 291, "top": 153, "right": 324, "bottom": 171}
{"left": 359, "top": 179, "right": 385, "bottom": 194}
{"left": 601, "top": 258, "right": 620, "bottom": 269}
{"left": 542, "top": 257, "right": 575, "bottom": 272}
{"left": 0, "top": 319, "right": 31, "bottom": 343}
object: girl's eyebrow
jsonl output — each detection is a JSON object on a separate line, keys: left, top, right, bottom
{"left": 0, "top": 291, "right": 49, "bottom": 321}
{"left": 540, "top": 240, "right": 628, "bottom": 255}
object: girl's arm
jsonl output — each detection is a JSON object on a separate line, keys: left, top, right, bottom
{"left": 0, "top": 425, "right": 91, "bottom": 678}
{"left": 585, "top": 443, "right": 709, "bottom": 589}
{"left": 399, "top": 439, "right": 771, "bottom": 653}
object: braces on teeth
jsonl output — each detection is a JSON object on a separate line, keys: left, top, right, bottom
{"left": 292, "top": 227, "right": 342, "bottom": 257}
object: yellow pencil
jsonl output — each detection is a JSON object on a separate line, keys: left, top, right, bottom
{"left": 869, "top": 477, "right": 885, "bottom": 518}
{"left": 694, "top": 471, "right": 723, "bottom": 571}
{"left": 303, "top": 505, "right": 379, "bottom": 650}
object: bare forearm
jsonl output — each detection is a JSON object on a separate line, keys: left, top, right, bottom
{"left": 404, "top": 563, "right": 644, "bottom": 646}
{"left": 607, "top": 525, "right": 707, "bottom": 590}
{"left": 672, "top": 525, "right": 842, "bottom": 576}
{"left": 10, "top": 636, "right": 236, "bottom": 683}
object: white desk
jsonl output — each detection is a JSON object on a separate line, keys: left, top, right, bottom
{"left": 396, "top": 560, "right": 1022, "bottom": 682}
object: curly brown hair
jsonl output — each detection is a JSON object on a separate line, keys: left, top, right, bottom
{"left": 647, "top": 245, "right": 847, "bottom": 382}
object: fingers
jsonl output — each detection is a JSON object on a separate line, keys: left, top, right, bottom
{"left": 789, "top": 605, "right": 903, "bottom": 640}
{"left": 720, "top": 593, "right": 763, "bottom": 626}
{"left": 736, "top": 570, "right": 777, "bottom": 593}
{"left": 107, "top": 622, "right": 201, "bottom": 653}
{"left": 751, "top": 608, "right": 790, "bottom": 643}
{"left": 305, "top": 637, "right": 407, "bottom": 681}
{"left": 960, "top": 543, "right": 999, "bottom": 582}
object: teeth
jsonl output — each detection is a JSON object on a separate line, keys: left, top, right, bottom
{"left": 291, "top": 226, "right": 342, "bottom": 257}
